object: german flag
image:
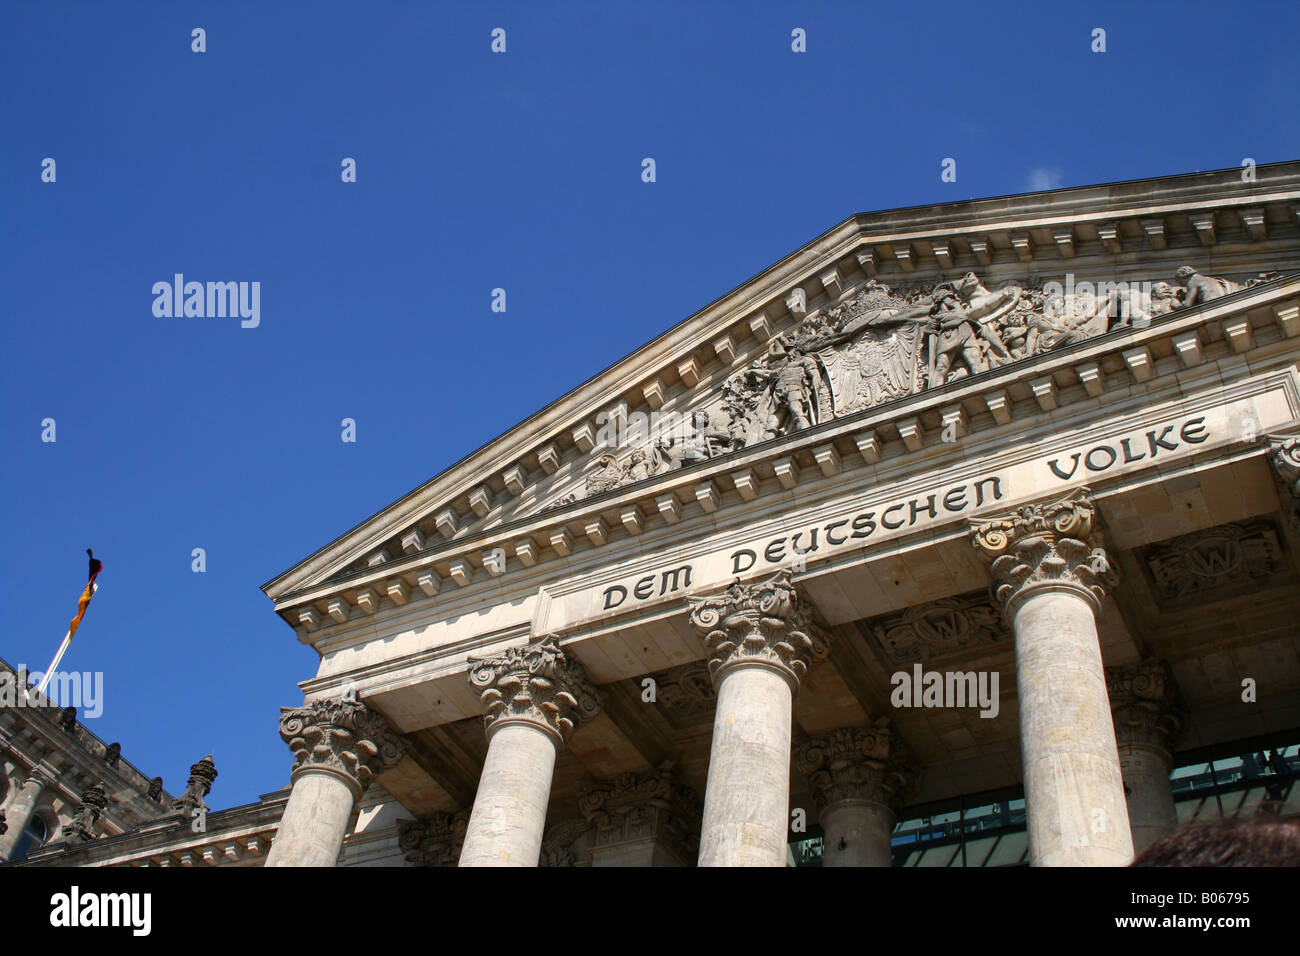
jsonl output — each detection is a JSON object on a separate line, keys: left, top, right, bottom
{"left": 68, "top": 548, "right": 103, "bottom": 640}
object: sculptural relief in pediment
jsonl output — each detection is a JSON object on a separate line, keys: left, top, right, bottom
{"left": 538, "top": 263, "right": 1279, "bottom": 511}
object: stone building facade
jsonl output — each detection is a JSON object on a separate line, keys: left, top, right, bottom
{"left": 9, "top": 163, "right": 1300, "bottom": 867}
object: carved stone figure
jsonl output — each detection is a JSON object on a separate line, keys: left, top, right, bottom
{"left": 65, "top": 785, "right": 109, "bottom": 843}
{"left": 1147, "top": 281, "right": 1184, "bottom": 317}
{"left": 1174, "top": 266, "right": 1239, "bottom": 308}
{"left": 655, "top": 410, "right": 734, "bottom": 467}
{"left": 745, "top": 344, "right": 830, "bottom": 432}
{"left": 954, "top": 272, "right": 1017, "bottom": 365}
{"left": 171, "top": 754, "right": 218, "bottom": 820}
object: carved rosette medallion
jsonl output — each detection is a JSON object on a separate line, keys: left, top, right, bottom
{"left": 1106, "top": 661, "right": 1187, "bottom": 756}
{"left": 278, "top": 691, "right": 408, "bottom": 799}
{"left": 66, "top": 785, "right": 109, "bottom": 842}
{"left": 399, "top": 812, "right": 469, "bottom": 867}
{"left": 578, "top": 764, "right": 702, "bottom": 861}
{"left": 970, "top": 488, "right": 1118, "bottom": 616}
{"left": 1265, "top": 433, "right": 1300, "bottom": 534}
{"left": 794, "top": 719, "right": 919, "bottom": 813}
{"left": 468, "top": 639, "right": 602, "bottom": 745}
{"left": 687, "top": 571, "right": 819, "bottom": 690}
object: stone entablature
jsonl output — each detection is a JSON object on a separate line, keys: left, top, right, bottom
{"left": 275, "top": 278, "right": 1300, "bottom": 649}
{"left": 264, "top": 166, "right": 1300, "bottom": 636}
{"left": 12, "top": 793, "right": 286, "bottom": 868}
{"left": 0, "top": 657, "right": 175, "bottom": 836}
{"left": 293, "top": 363, "right": 1300, "bottom": 710}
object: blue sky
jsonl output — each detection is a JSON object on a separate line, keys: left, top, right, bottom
{"left": 3, "top": 1, "right": 1298, "bottom": 810}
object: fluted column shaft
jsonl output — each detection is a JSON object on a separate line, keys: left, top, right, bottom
{"left": 690, "top": 573, "right": 819, "bottom": 867}
{"left": 1108, "top": 661, "right": 1186, "bottom": 853}
{"left": 0, "top": 771, "right": 52, "bottom": 860}
{"left": 459, "top": 640, "right": 600, "bottom": 867}
{"left": 699, "top": 664, "right": 794, "bottom": 866}
{"left": 973, "top": 489, "right": 1133, "bottom": 867}
{"left": 265, "top": 692, "right": 405, "bottom": 867}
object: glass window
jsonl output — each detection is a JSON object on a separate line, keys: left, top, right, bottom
{"left": 985, "top": 830, "right": 1029, "bottom": 866}
{"left": 11, "top": 813, "right": 48, "bottom": 860}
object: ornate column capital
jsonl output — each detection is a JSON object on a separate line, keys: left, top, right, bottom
{"left": 687, "top": 571, "right": 821, "bottom": 690}
{"left": 26, "top": 767, "right": 58, "bottom": 793}
{"left": 65, "top": 785, "right": 109, "bottom": 843}
{"left": 970, "top": 487, "right": 1118, "bottom": 616}
{"left": 278, "top": 690, "right": 407, "bottom": 800}
{"left": 399, "top": 811, "right": 469, "bottom": 867}
{"left": 1264, "top": 432, "right": 1300, "bottom": 534}
{"left": 1106, "top": 660, "right": 1187, "bottom": 756}
{"left": 578, "top": 763, "right": 703, "bottom": 862}
{"left": 794, "top": 718, "right": 919, "bottom": 813}
{"left": 468, "top": 639, "right": 601, "bottom": 745}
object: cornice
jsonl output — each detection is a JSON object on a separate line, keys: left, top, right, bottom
{"left": 263, "top": 165, "right": 1300, "bottom": 603}
{"left": 274, "top": 276, "right": 1300, "bottom": 643}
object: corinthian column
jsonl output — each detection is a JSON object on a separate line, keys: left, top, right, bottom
{"left": 459, "top": 640, "right": 600, "bottom": 867}
{"left": 265, "top": 691, "right": 406, "bottom": 867}
{"left": 0, "top": 768, "right": 55, "bottom": 861}
{"left": 1107, "top": 661, "right": 1186, "bottom": 853}
{"left": 689, "top": 572, "right": 819, "bottom": 867}
{"left": 795, "top": 718, "right": 918, "bottom": 867}
{"left": 971, "top": 488, "right": 1133, "bottom": 867}
{"left": 1265, "top": 433, "right": 1300, "bottom": 534}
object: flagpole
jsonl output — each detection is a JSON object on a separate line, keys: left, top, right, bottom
{"left": 38, "top": 581, "right": 98, "bottom": 696}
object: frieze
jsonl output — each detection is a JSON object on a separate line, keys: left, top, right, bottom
{"left": 539, "top": 817, "right": 591, "bottom": 867}
{"left": 539, "top": 387, "right": 1300, "bottom": 640}
{"left": 646, "top": 661, "right": 715, "bottom": 725}
{"left": 1141, "top": 519, "right": 1290, "bottom": 606}
{"left": 399, "top": 812, "right": 469, "bottom": 867}
{"left": 860, "top": 592, "right": 1006, "bottom": 666}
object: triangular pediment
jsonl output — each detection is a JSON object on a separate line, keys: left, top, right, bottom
{"left": 263, "top": 163, "right": 1300, "bottom": 612}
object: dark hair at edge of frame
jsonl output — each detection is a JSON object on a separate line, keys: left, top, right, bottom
{"left": 1130, "top": 802, "right": 1300, "bottom": 867}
